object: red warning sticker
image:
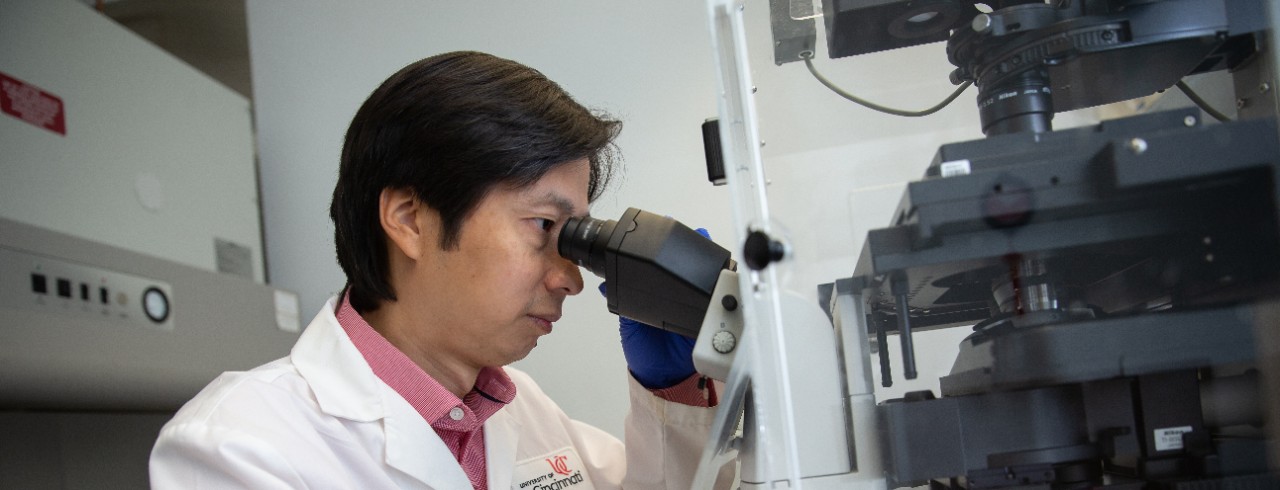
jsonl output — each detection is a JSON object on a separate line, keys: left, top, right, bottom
{"left": 0, "top": 70, "right": 65, "bottom": 136}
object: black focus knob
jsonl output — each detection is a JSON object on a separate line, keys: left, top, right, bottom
{"left": 743, "top": 230, "right": 785, "bottom": 271}
{"left": 721, "top": 294, "right": 739, "bottom": 311}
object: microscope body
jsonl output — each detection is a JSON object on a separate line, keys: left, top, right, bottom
{"left": 569, "top": 0, "right": 1280, "bottom": 487}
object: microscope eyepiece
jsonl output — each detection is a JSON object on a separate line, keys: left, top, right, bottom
{"left": 558, "top": 215, "right": 615, "bottom": 277}
{"left": 556, "top": 208, "right": 735, "bottom": 339}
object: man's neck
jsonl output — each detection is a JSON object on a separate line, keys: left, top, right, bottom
{"left": 362, "top": 305, "right": 478, "bottom": 398}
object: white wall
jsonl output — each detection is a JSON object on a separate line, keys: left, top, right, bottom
{"left": 247, "top": 1, "right": 1100, "bottom": 437}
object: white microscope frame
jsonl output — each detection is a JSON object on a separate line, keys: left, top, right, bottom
{"left": 690, "top": 1, "right": 890, "bottom": 488}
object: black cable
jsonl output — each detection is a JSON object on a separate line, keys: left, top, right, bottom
{"left": 802, "top": 54, "right": 972, "bottom": 117}
{"left": 1176, "top": 80, "right": 1232, "bottom": 122}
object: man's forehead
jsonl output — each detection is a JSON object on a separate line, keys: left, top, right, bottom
{"left": 504, "top": 158, "right": 592, "bottom": 215}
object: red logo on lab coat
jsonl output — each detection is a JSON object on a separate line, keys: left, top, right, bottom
{"left": 546, "top": 454, "right": 571, "bottom": 476}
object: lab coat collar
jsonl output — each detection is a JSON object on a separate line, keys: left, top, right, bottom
{"left": 291, "top": 297, "right": 479, "bottom": 489}
{"left": 291, "top": 297, "right": 384, "bottom": 422}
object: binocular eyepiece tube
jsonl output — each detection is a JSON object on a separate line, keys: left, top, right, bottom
{"left": 555, "top": 208, "right": 734, "bottom": 339}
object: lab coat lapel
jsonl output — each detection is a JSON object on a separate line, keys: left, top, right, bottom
{"left": 297, "top": 298, "right": 471, "bottom": 489}
{"left": 292, "top": 298, "right": 383, "bottom": 421}
{"left": 485, "top": 409, "right": 522, "bottom": 490}
{"left": 382, "top": 389, "right": 472, "bottom": 490}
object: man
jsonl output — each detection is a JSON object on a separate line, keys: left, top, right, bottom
{"left": 150, "top": 51, "right": 732, "bottom": 489}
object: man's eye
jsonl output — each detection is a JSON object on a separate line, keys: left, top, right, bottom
{"left": 534, "top": 218, "right": 555, "bottom": 232}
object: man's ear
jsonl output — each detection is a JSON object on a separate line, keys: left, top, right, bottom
{"left": 379, "top": 187, "right": 435, "bottom": 261}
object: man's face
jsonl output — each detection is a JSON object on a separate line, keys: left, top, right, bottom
{"left": 405, "top": 159, "right": 589, "bottom": 370}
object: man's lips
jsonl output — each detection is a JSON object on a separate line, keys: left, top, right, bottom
{"left": 529, "top": 314, "right": 559, "bottom": 333}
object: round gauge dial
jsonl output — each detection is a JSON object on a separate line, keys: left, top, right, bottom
{"left": 142, "top": 287, "right": 170, "bottom": 323}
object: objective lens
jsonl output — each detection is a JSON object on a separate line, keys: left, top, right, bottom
{"left": 558, "top": 215, "right": 615, "bottom": 277}
{"left": 978, "top": 69, "right": 1053, "bottom": 136}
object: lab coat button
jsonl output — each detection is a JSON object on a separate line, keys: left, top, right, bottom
{"left": 449, "top": 407, "right": 464, "bottom": 421}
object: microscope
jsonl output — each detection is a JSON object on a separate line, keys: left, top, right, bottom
{"left": 563, "top": 0, "right": 1280, "bottom": 488}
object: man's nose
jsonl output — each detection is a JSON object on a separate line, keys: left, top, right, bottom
{"left": 549, "top": 256, "right": 584, "bottom": 296}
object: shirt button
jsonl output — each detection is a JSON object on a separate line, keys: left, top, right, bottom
{"left": 448, "top": 407, "right": 464, "bottom": 421}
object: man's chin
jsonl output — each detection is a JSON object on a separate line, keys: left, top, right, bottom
{"left": 503, "top": 344, "right": 536, "bottom": 365}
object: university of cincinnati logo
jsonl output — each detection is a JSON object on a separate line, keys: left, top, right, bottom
{"left": 518, "top": 453, "right": 586, "bottom": 489}
{"left": 546, "top": 455, "right": 571, "bottom": 476}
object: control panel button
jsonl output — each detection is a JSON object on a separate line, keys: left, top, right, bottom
{"left": 56, "top": 278, "right": 71, "bottom": 298}
{"left": 31, "top": 273, "right": 47, "bottom": 294}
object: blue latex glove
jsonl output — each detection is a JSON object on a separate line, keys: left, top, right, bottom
{"left": 601, "top": 227, "right": 711, "bottom": 390}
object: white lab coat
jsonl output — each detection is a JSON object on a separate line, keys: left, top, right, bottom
{"left": 150, "top": 297, "right": 731, "bottom": 489}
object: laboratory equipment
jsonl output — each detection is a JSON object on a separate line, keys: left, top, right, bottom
{"left": 0, "top": 0, "right": 297, "bottom": 410}
{"left": 560, "top": 207, "right": 876, "bottom": 488}
{"left": 681, "top": 0, "right": 1280, "bottom": 488}
{"left": 1, "top": 1, "right": 301, "bottom": 486}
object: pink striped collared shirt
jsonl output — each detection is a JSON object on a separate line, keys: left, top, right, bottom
{"left": 336, "top": 294, "right": 513, "bottom": 490}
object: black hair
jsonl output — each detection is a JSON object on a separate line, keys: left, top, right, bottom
{"left": 330, "top": 51, "right": 620, "bottom": 312}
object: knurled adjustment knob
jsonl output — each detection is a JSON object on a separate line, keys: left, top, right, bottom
{"left": 711, "top": 330, "right": 737, "bottom": 354}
